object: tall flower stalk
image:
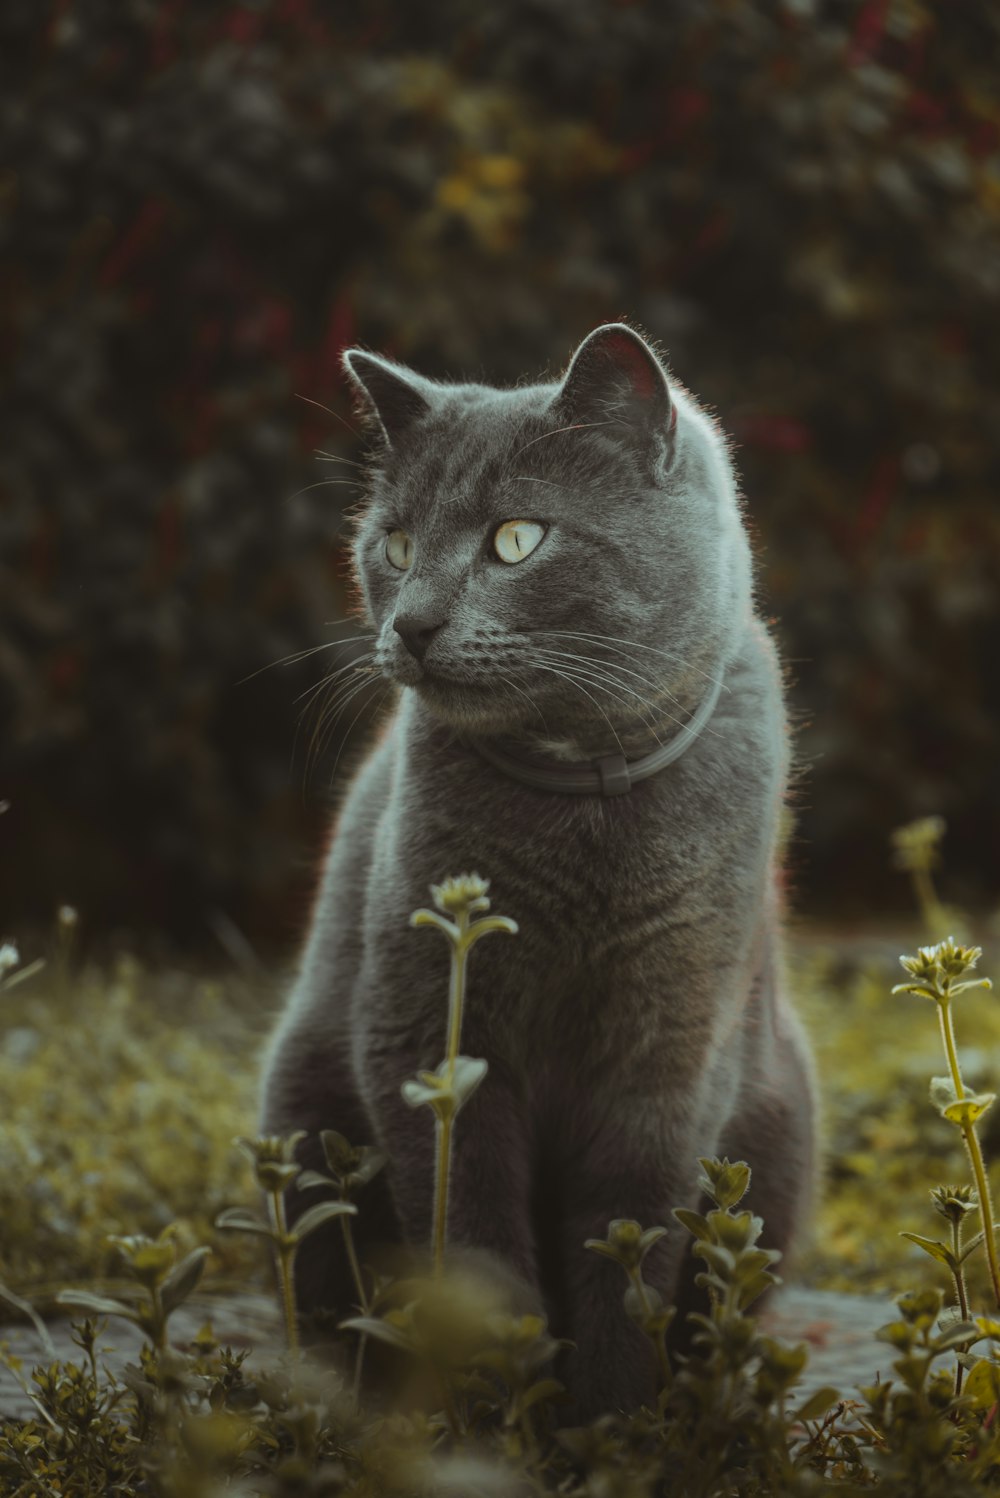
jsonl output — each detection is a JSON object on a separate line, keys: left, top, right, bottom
{"left": 216, "top": 1133, "right": 359, "bottom": 1356}
{"left": 893, "top": 939, "right": 1000, "bottom": 1309}
{"left": 890, "top": 816, "right": 947, "bottom": 934}
{"left": 402, "top": 874, "right": 517, "bottom": 1272}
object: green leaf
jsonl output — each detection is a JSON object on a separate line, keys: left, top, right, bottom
{"left": 896, "top": 1288, "right": 944, "bottom": 1326}
{"left": 352, "top": 1149, "right": 388, "bottom": 1187}
{"left": 932, "top": 1320, "right": 980, "bottom": 1353}
{"left": 963, "top": 1358, "right": 1000, "bottom": 1410}
{"left": 672, "top": 1207, "right": 711, "bottom": 1242}
{"left": 929, "top": 1075, "right": 957, "bottom": 1111}
{"left": 900, "top": 1232, "right": 958, "bottom": 1271}
{"left": 891, "top": 981, "right": 940, "bottom": 1002}
{"left": 160, "top": 1247, "right": 211, "bottom": 1314}
{"left": 710, "top": 1209, "right": 761, "bottom": 1253}
{"left": 292, "top": 1200, "right": 358, "bottom": 1242}
{"left": 409, "top": 909, "right": 457, "bottom": 939}
{"left": 951, "top": 978, "right": 993, "bottom": 997}
{"left": 450, "top": 1055, "right": 489, "bottom": 1112}
{"left": 893, "top": 1352, "right": 931, "bottom": 1390}
{"left": 400, "top": 1077, "right": 445, "bottom": 1110}
{"left": 942, "top": 1093, "right": 995, "bottom": 1127}
{"left": 56, "top": 1290, "right": 138, "bottom": 1321}
{"left": 214, "top": 1208, "right": 274, "bottom": 1237}
{"left": 514, "top": 1377, "right": 566, "bottom": 1416}
{"left": 638, "top": 1226, "right": 668, "bottom": 1259}
{"left": 875, "top": 1321, "right": 913, "bottom": 1350}
{"left": 296, "top": 1169, "right": 336, "bottom": 1192}
{"left": 697, "top": 1157, "right": 751, "bottom": 1209}
{"left": 624, "top": 1283, "right": 664, "bottom": 1324}
{"left": 464, "top": 915, "right": 519, "bottom": 946}
{"left": 319, "top": 1130, "right": 357, "bottom": 1173}
{"left": 794, "top": 1386, "right": 841, "bottom": 1422}
{"left": 339, "top": 1315, "right": 414, "bottom": 1352}
{"left": 583, "top": 1238, "right": 624, "bottom": 1262}
{"left": 958, "top": 1225, "right": 1000, "bottom": 1262}
{"left": 736, "top": 1267, "right": 781, "bottom": 1310}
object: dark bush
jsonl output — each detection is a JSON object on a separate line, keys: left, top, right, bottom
{"left": 1, "top": 0, "right": 998, "bottom": 948}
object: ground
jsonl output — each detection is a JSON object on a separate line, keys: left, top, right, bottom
{"left": 2, "top": 915, "right": 999, "bottom": 1415}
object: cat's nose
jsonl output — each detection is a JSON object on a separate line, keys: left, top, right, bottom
{"left": 393, "top": 610, "right": 446, "bottom": 662}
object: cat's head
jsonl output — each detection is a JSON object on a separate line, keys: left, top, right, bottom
{"left": 344, "top": 323, "right": 751, "bottom": 751}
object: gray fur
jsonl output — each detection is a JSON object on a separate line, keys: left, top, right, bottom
{"left": 260, "top": 323, "right": 817, "bottom": 1417}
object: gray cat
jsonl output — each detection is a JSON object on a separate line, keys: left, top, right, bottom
{"left": 260, "top": 322, "right": 816, "bottom": 1417}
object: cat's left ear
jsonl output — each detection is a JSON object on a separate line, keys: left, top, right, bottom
{"left": 555, "top": 323, "right": 676, "bottom": 458}
{"left": 342, "top": 349, "right": 433, "bottom": 446}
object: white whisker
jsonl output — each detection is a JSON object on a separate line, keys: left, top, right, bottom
{"left": 512, "top": 420, "right": 617, "bottom": 460}
{"left": 526, "top": 661, "right": 627, "bottom": 757}
{"left": 532, "top": 629, "right": 730, "bottom": 691}
{"left": 529, "top": 652, "right": 666, "bottom": 744}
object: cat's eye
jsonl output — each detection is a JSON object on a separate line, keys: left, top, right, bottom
{"left": 385, "top": 529, "right": 414, "bottom": 570}
{"left": 493, "top": 519, "right": 545, "bottom": 564}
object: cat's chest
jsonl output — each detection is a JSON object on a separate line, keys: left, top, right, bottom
{"left": 407, "top": 757, "right": 756, "bottom": 969}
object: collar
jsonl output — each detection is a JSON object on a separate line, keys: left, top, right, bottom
{"left": 465, "top": 671, "right": 725, "bottom": 797}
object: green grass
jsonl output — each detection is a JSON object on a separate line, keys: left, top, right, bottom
{"left": 4, "top": 917, "right": 1000, "bottom": 1494}
{"left": 3, "top": 924, "right": 999, "bottom": 1306}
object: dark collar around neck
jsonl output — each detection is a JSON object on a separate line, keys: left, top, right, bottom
{"left": 465, "top": 671, "right": 725, "bottom": 797}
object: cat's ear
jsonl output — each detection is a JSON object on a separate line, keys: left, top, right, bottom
{"left": 342, "top": 349, "right": 433, "bottom": 445}
{"left": 555, "top": 324, "right": 675, "bottom": 450}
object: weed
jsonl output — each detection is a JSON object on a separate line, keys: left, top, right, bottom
{"left": 4, "top": 847, "right": 1000, "bottom": 1492}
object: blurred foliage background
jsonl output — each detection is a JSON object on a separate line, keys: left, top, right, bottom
{"left": 1, "top": 0, "right": 999, "bottom": 954}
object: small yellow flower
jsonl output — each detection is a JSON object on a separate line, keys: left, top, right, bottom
{"left": 234, "top": 1132, "right": 305, "bottom": 1192}
{"left": 107, "top": 1227, "right": 178, "bottom": 1287}
{"left": 429, "top": 873, "right": 491, "bottom": 917}
{"left": 931, "top": 1183, "right": 978, "bottom": 1223}
{"left": 890, "top": 816, "right": 945, "bottom": 872}
{"left": 893, "top": 938, "right": 992, "bottom": 1003}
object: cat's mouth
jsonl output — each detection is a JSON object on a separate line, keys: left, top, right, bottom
{"left": 394, "top": 661, "right": 525, "bottom": 731}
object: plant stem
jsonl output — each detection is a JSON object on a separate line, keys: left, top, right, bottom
{"left": 938, "top": 998, "right": 1000, "bottom": 1310}
{"left": 268, "top": 1189, "right": 300, "bottom": 1356}
{"left": 341, "top": 1214, "right": 367, "bottom": 1312}
{"left": 433, "top": 1114, "right": 454, "bottom": 1275}
{"left": 432, "top": 912, "right": 469, "bottom": 1273}
{"left": 952, "top": 1217, "right": 970, "bottom": 1399}
{"left": 913, "top": 867, "right": 942, "bottom": 933}
{"left": 341, "top": 1213, "right": 368, "bottom": 1405}
{"left": 446, "top": 934, "right": 469, "bottom": 1069}
{"left": 149, "top": 1285, "right": 166, "bottom": 1352}
{"left": 628, "top": 1268, "right": 672, "bottom": 1389}
{"left": 963, "top": 1125, "right": 1000, "bottom": 1311}
{"left": 938, "top": 998, "right": 965, "bottom": 1103}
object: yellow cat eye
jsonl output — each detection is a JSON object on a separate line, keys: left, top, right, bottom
{"left": 385, "top": 529, "right": 414, "bottom": 570}
{"left": 493, "top": 519, "right": 545, "bottom": 564}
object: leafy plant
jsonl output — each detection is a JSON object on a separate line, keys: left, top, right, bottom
{"left": 7, "top": 863, "right": 1000, "bottom": 1492}
{"left": 893, "top": 937, "right": 1000, "bottom": 1308}
{"left": 57, "top": 1227, "right": 210, "bottom": 1353}
{"left": 215, "top": 1134, "right": 357, "bottom": 1357}
{"left": 401, "top": 872, "right": 517, "bottom": 1271}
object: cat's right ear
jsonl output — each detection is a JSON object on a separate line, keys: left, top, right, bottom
{"left": 342, "top": 350, "right": 432, "bottom": 446}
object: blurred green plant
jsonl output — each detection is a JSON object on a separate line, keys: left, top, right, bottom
{"left": 215, "top": 1134, "right": 357, "bottom": 1358}
{"left": 891, "top": 815, "right": 948, "bottom": 934}
{"left": 295, "top": 1129, "right": 387, "bottom": 1399}
{"left": 7, "top": 862, "right": 1000, "bottom": 1491}
{"left": 57, "top": 1228, "right": 210, "bottom": 1353}
{"left": 893, "top": 938, "right": 1000, "bottom": 1308}
{"left": 402, "top": 873, "right": 517, "bottom": 1272}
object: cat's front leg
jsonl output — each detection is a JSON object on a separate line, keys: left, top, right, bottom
{"left": 555, "top": 1134, "right": 703, "bottom": 1420}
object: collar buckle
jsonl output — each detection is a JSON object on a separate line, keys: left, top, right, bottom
{"left": 596, "top": 755, "right": 632, "bottom": 797}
